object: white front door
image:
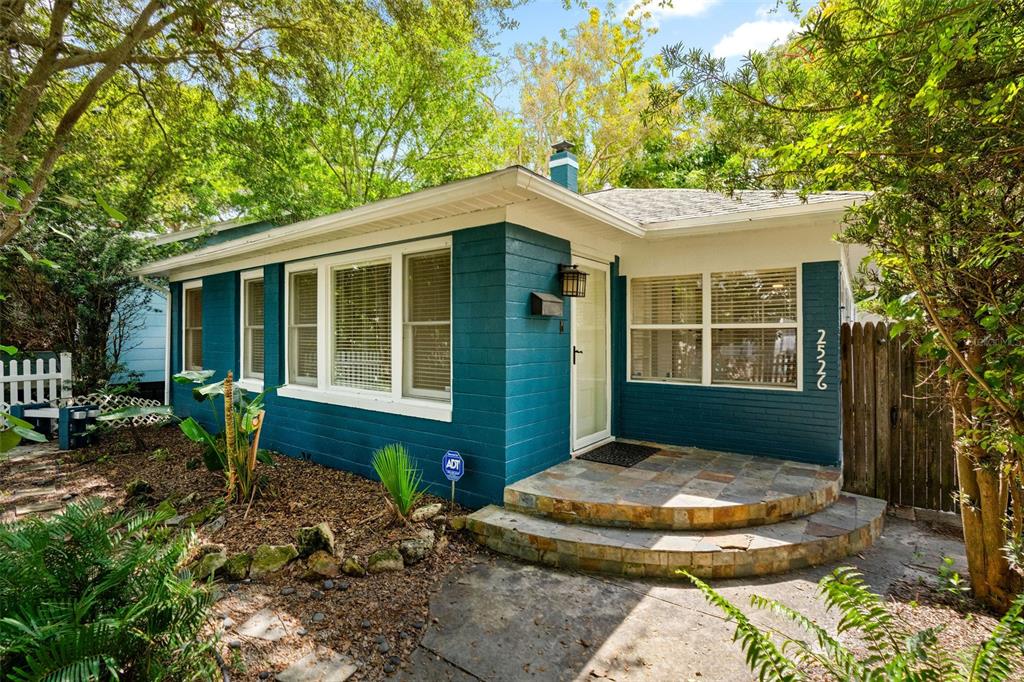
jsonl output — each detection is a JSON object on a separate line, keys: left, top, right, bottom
{"left": 571, "top": 258, "right": 611, "bottom": 452}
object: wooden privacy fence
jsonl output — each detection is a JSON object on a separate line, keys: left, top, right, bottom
{"left": 841, "top": 322, "right": 958, "bottom": 513}
{"left": 0, "top": 352, "right": 73, "bottom": 411}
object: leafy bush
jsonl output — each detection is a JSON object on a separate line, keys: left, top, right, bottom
{"left": 0, "top": 499, "right": 217, "bottom": 679}
{"left": 686, "top": 567, "right": 1024, "bottom": 681}
{"left": 371, "top": 443, "right": 424, "bottom": 519}
{"left": 0, "top": 411, "right": 46, "bottom": 454}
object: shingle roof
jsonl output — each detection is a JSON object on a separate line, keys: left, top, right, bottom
{"left": 584, "top": 188, "right": 866, "bottom": 225}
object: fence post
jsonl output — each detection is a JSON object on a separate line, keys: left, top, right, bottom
{"left": 59, "top": 352, "right": 73, "bottom": 404}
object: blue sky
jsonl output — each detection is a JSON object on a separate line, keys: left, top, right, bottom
{"left": 491, "top": 0, "right": 808, "bottom": 107}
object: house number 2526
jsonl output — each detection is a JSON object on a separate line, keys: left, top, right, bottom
{"left": 815, "top": 329, "right": 828, "bottom": 390}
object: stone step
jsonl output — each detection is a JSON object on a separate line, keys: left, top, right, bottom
{"left": 468, "top": 493, "right": 886, "bottom": 579}
{"left": 504, "top": 450, "right": 842, "bottom": 530}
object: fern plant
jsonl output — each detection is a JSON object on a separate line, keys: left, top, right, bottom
{"left": 371, "top": 443, "right": 425, "bottom": 519}
{"left": 0, "top": 498, "right": 217, "bottom": 680}
{"left": 686, "top": 567, "right": 1024, "bottom": 681}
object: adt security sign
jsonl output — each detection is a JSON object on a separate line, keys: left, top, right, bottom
{"left": 442, "top": 450, "right": 464, "bottom": 482}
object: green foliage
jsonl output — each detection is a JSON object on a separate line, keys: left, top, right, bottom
{"left": 937, "top": 556, "right": 972, "bottom": 601}
{"left": 0, "top": 499, "right": 217, "bottom": 679}
{"left": 686, "top": 567, "right": 1024, "bottom": 681}
{"left": 371, "top": 443, "right": 425, "bottom": 518}
{"left": 0, "top": 411, "right": 46, "bottom": 454}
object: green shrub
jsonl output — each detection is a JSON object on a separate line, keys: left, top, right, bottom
{"left": 685, "top": 567, "right": 1024, "bottom": 681}
{"left": 0, "top": 499, "right": 217, "bottom": 680}
{"left": 371, "top": 443, "right": 424, "bottom": 519}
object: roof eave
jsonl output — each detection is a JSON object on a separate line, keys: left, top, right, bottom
{"left": 135, "top": 168, "right": 643, "bottom": 278}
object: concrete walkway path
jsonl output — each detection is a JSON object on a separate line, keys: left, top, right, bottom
{"left": 404, "top": 516, "right": 966, "bottom": 682}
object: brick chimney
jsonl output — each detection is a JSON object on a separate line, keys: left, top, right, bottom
{"left": 549, "top": 141, "right": 578, "bottom": 193}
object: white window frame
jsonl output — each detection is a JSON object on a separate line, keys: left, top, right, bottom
{"left": 403, "top": 249, "right": 452, "bottom": 402}
{"left": 238, "top": 269, "right": 265, "bottom": 390}
{"left": 626, "top": 265, "right": 803, "bottom": 392}
{"left": 627, "top": 274, "right": 703, "bottom": 385}
{"left": 279, "top": 236, "right": 453, "bottom": 422}
{"left": 181, "top": 279, "right": 203, "bottom": 372}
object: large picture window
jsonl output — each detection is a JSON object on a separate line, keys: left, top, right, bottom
{"left": 241, "top": 272, "right": 264, "bottom": 382}
{"left": 281, "top": 238, "right": 453, "bottom": 421}
{"left": 183, "top": 282, "right": 202, "bottom": 371}
{"left": 629, "top": 267, "right": 799, "bottom": 388}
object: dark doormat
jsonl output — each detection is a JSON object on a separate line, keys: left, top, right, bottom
{"left": 578, "top": 441, "right": 659, "bottom": 468}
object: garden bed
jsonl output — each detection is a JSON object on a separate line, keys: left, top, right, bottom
{"left": 58, "top": 425, "right": 482, "bottom": 680}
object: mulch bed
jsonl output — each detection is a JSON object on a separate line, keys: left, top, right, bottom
{"left": 55, "top": 425, "right": 483, "bottom": 681}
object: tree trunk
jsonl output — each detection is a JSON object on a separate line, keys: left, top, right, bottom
{"left": 950, "top": 369, "right": 1019, "bottom": 611}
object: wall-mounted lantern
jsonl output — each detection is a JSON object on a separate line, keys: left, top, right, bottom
{"left": 559, "top": 264, "right": 588, "bottom": 298}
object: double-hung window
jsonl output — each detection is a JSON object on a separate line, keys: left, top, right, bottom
{"left": 240, "top": 271, "right": 265, "bottom": 383}
{"left": 280, "top": 238, "right": 452, "bottom": 421}
{"left": 629, "top": 267, "right": 799, "bottom": 388}
{"left": 711, "top": 268, "right": 798, "bottom": 387}
{"left": 183, "top": 281, "right": 203, "bottom": 371}
{"left": 288, "top": 270, "right": 318, "bottom": 386}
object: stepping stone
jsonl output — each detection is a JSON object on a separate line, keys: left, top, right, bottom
{"left": 275, "top": 651, "right": 356, "bottom": 682}
{"left": 6, "top": 487, "right": 57, "bottom": 502}
{"left": 236, "top": 608, "right": 289, "bottom": 642}
{"left": 15, "top": 498, "right": 63, "bottom": 515}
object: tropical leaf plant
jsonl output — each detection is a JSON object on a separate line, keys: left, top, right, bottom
{"left": 371, "top": 443, "right": 425, "bottom": 519}
{"left": 685, "top": 567, "right": 1024, "bottom": 681}
{"left": 0, "top": 411, "right": 46, "bottom": 454}
{"left": 0, "top": 498, "right": 217, "bottom": 679}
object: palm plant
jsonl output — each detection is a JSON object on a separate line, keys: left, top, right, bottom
{"left": 222, "top": 370, "right": 265, "bottom": 504}
{"left": 686, "top": 567, "right": 1024, "bottom": 681}
{"left": 371, "top": 443, "right": 425, "bottom": 520}
{"left": 0, "top": 498, "right": 217, "bottom": 680}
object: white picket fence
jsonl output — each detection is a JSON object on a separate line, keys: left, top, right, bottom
{"left": 0, "top": 352, "right": 73, "bottom": 412}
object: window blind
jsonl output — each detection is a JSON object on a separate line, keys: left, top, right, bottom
{"left": 710, "top": 268, "right": 798, "bottom": 387}
{"left": 332, "top": 260, "right": 391, "bottom": 392}
{"left": 244, "top": 278, "right": 265, "bottom": 379}
{"left": 629, "top": 275, "right": 701, "bottom": 383}
{"left": 404, "top": 250, "right": 451, "bottom": 398}
{"left": 289, "top": 270, "right": 318, "bottom": 384}
{"left": 184, "top": 287, "right": 203, "bottom": 370}
{"left": 711, "top": 268, "right": 797, "bottom": 324}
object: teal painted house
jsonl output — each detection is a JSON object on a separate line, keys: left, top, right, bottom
{"left": 140, "top": 148, "right": 864, "bottom": 508}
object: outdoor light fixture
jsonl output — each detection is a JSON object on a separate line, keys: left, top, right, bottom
{"left": 559, "top": 264, "right": 588, "bottom": 298}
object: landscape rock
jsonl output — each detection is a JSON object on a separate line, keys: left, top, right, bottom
{"left": 124, "top": 478, "right": 153, "bottom": 499}
{"left": 304, "top": 550, "right": 339, "bottom": 579}
{"left": 409, "top": 503, "right": 443, "bottom": 523}
{"left": 164, "top": 514, "right": 186, "bottom": 527}
{"left": 434, "top": 534, "right": 449, "bottom": 555}
{"left": 275, "top": 651, "right": 356, "bottom": 682}
{"left": 237, "top": 608, "right": 289, "bottom": 642}
{"left": 223, "top": 552, "right": 252, "bottom": 581}
{"left": 341, "top": 556, "right": 366, "bottom": 577}
{"left": 179, "top": 491, "right": 199, "bottom": 506}
{"left": 449, "top": 515, "right": 467, "bottom": 531}
{"left": 296, "top": 522, "right": 336, "bottom": 557}
{"left": 398, "top": 530, "right": 435, "bottom": 565}
{"left": 367, "top": 547, "right": 404, "bottom": 574}
{"left": 204, "top": 514, "right": 226, "bottom": 534}
{"left": 251, "top": 543, "right": 299, "bottom": 578}
{"left": 192, "top": 544, "right": 227, "bottom": 580}
{"left": 184, "top": 501, "right": 223, "bottom": 527}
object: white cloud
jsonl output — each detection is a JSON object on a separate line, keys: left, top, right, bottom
{"left": 624, "top": 0, "right": 720, "bottom": 22}
{"left": 711, "top": 19, "right": 799, "bottom": 58}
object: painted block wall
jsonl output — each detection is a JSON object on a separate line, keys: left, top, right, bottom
{"left": 613, "top": 260, "right": 842, "bottom": 466}
{"left": 503, "top": 224, "right": 571, "bottom": 484}
{"left": 169, "top": 222, "right": 571, "bottom": 507}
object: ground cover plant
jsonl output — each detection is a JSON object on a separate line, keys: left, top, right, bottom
{"left": 371, "top": 443, "right": 424, "bottom": 521}
{"left": 0, "top": 498, "right": 216, "bottom": 680}
{"left": 686, "top": 567, "right": 1024, "bottom": 681}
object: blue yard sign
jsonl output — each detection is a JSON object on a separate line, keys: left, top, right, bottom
{"left": 442, "top": 450, "right": 464, "bottom": 482}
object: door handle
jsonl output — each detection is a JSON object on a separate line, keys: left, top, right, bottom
{"left": 573, "top": 346, "right": 584, "bottom": 365}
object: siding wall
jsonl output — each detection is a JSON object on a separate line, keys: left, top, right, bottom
{"left": 111, "top": 288, "right": 166, "bottom": 384}
{"left": 614, "top": 260, "right": 842, "bottom": 466}
{"left": 169, "top": 223, "right": 571, "bottom": 507}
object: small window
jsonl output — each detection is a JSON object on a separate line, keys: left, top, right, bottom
{"left": 404, "top": 249, "right": 451, "bottom": 400}
{"left": 289, "top": 270, "right": 318, "bottom": 385}
{"left": 242, "top": 275, "right": 265, "bottom": 380}
{"left": 710, "top": 268, "right": 798, "bottom": 387}
{"left": 183, "top": 284, "right": 203, "bottom": 370}
{"left": 331, "top": 260, "right": 391, "bottom": 392}
{"left": 630, "top": 275, "right": 702, "bottom": 383}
